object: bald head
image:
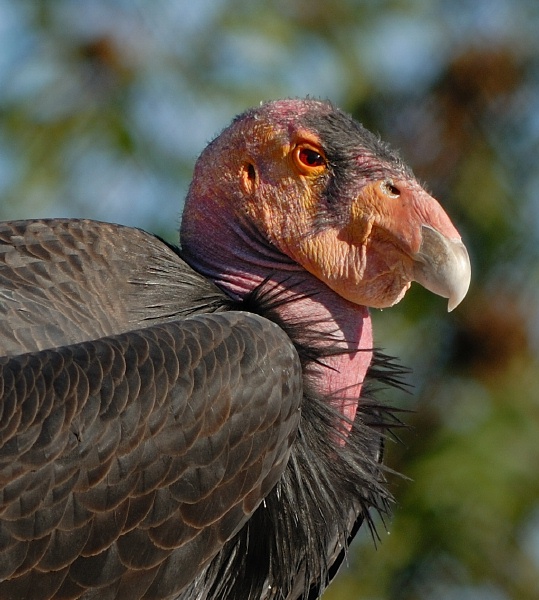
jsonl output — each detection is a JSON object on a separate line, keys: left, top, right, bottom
{"left": 181, "top": 99, "right": 470, "bottom": 310}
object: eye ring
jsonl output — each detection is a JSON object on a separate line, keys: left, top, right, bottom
{"left": 293, "top": 143, "right": 327, "bottom": 173}
{"left": 380, "top": 179, "right": 401, "bottom": 198}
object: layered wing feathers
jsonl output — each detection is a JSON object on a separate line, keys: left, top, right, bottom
{"left": 0, "top": 220, "right": 303, "bottom": 599}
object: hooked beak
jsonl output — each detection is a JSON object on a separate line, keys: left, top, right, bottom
{"left": 412, "top": 225, "right": 471, "bottom": 311}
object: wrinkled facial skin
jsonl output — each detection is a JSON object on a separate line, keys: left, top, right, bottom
{"left": 231, "top": 102, "right": 468, "bottom": 310}
{"left": 182, "top": 99, "right": 470, "bottom": 311}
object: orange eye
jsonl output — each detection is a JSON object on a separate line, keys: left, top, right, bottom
{"left": 294, "top": 144, "right": 326, "bottom": 172}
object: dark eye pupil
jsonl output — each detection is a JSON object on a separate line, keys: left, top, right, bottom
{"left": 300, "top": 148, "right": 324, "bottom": 167}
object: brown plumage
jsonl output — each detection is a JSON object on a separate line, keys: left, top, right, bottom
{"left": 0, "top": 99, "right": 471, "bottom": 599}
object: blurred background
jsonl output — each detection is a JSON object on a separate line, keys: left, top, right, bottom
{"left": 0, "top": 1, "right": 538, "bottom": 598}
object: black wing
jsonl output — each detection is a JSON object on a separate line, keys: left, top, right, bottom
{"left": 0, "top": 220, "right": 303, "bottom": 599}
{"left": 0, "top": 219, "right": 227, "bottom": 355}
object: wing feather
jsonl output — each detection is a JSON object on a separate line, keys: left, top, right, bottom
{"left": 0, "top": 312, "right": 302, "bottom": 599}
{"left": 0, "top": 219, "right": 227, "bottom": 356}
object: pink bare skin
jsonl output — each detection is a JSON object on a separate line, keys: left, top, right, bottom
{"left": 180, "top": 99, "right": 470, "bottom": 432}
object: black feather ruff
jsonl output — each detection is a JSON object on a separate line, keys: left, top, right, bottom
{"left": 177, "top": 278, "right": 410, "bottom": 600}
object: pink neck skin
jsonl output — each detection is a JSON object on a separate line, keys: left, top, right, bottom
{"left": 180, "top": 203, "right": 373, "bottom": 434}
